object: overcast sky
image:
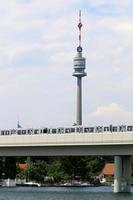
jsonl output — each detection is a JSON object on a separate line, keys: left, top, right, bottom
{"left": 0, "top": 0, "right": 133, "bottom": 128}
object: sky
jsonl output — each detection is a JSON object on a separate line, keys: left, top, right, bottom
{"left": 0, "top": 0, "right": 133, "bottom": 128}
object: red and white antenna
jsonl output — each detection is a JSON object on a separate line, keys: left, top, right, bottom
{"left": 78, "top": 10, "right": 82, "bottom": 47}
{"left": 77, "top": 10, "right": 83, "bottom": 52}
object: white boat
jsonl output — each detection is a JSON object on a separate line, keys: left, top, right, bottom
{"left": 24, "top": 182, "right": 41, "bottom": 187}
{"left": 80, "top": 182, "right": 94, "bottom": 186}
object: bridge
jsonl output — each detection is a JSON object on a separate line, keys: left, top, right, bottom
{"left": 0, "top": 130, "right": 133, "bottom": 156}
{"left": 0, "top": 128, "right": 133, "bottom": 193}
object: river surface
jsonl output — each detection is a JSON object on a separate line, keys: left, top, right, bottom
{"left": 0, "top": 186, "right": 133, "bottom": 200}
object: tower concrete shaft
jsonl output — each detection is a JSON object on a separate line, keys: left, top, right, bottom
{"left": 77, "top": 77, "right": 82, "bottom": 125}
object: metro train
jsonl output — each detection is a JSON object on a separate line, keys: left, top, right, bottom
{"left": 0, "top": 125, "right": 133, "bottom": 136}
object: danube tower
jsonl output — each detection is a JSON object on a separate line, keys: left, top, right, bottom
{"left": 73, "top": 11, "right": 87, "bottom": 125}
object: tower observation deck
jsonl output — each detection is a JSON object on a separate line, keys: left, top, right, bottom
{"left": 73, "top": 11, "right": 87, "bottom": 125}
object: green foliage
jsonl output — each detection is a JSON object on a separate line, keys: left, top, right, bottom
{"left": 60, "top": 157, "right": 87, "bottom": 180}
{"left": 46, "top": 160, "right": 67, "bottom": 183}
{"left": 106, "top": 175, "right": 114, "bottom": 183}
{"left": 24, "top": 160, "right": 47, "bottom": 183}
{"left": 85, "top": 157, "right": 104, "bottom": 177}
{"left": 60, "top": 156, "right": 105, "bottom": 180}
{"left": 16, "top": 156, "right": 107, "bottom": 183}
{"left": 4, "top": 155, "right": 133, "bottom": 185}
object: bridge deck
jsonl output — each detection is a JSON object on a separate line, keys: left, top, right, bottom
{"left": 0, "top": 132, "right": 133, "bottom": 156}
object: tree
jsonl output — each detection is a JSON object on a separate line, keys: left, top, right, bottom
{"left": 46, "top": 160, "right": 67, "bottom": 183}
{"left": 60, "top": 157, "right": 87, "bottom": 180}
{"left": 24, "top": 160, "right": 47, "bottom": 183}
{"left": 85, "top": 157, "right": 105, "bottom": 177}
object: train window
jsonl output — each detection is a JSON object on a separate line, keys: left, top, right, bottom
{"left": 119, "top": 126, "right": 126, "bottom": 132}
{"left": 43, "top": 128, "right": 47, "bottom": 133}
{"left": 39, "top": 129, "right": 47, "bottom": 134}
{"left": 127, "top": 126, "right": 133, "bottom": 131}
{"left": 57, "top": 129, "right": 61, "bottom": 133}
{"left": 17, "top": 130, "right": 21, "bottom": 135}
{"left": 84, "top": 128, "right": 89, "bottom": 132}
{"left": 104, "top": 127, "right": 110, "bottom": 132}
{"left": 70, "top": 128, "right": 75, "bottom": 133}
{"left": 77, "top": 128, "right": 79, "bottom": 132}
{"left": 1, "top": 131, "right": 5, "bottom": 135}
{"left": 95, "top": 126, "right": 103, "bottom": 133}
{"left": 57, "top": 128, "right": 64, "bottom": 134}
{"left": 112, "top": 126, "right": 118, "bottom": 132}
{"left": 22, "top": 130, "right": 26, "bottom": 134}
{"left": 65, "top": 128, "right": 70, "bottom": 133}
{"left": 11, "top": 130, "right": 16, "bottom": 134}
{"left": 5, "top": 131, "right": 10, "bottom": 135}
{"left": 89, "top": 127, "right": 94, "bottom": 133}
{"left": 34, "top": 129, "right": 39, "bottom": 134}
{"left": 27, "top": 129, "right": 33, "bottom": 134}
{"left": 52, "top": 129, "right": 56, "bottom": 134}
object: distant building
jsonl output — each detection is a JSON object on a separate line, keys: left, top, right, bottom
{"left": 18, "top": 163, "right": 27, "bottom": 170}
{"left": 99, "top": 163, "right": 114, "bottom": 184}
{"left": 102, "top": 163, "right": 114, "bottom": 176}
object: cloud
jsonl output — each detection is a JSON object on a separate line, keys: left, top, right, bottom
{"left": 88, "top": 103, "right": 133, "bottom": 125}
{"left": 91, "top": 103, "right": 123, "bottom": 116}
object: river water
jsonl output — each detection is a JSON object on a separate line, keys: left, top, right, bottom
{"left": 0, "top": 186, "right": 133, "bottom": 200}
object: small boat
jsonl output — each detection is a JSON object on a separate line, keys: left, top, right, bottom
{"left": 24, "top": 182, "right": 41, "bottom": 187}
{"left": 80, "top": 182, "right": 94, "bottom": 187}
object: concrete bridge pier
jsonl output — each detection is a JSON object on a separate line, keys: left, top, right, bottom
{"left": 122, "top": 156, "right": 132, "bottom": 192}
{"left": 114, "top": 156, "right": 132, "bottom": 193}
{"left": 5, "top": 157, "right": 16, "bottom": 180}
{"left": 114, "top": 156, "right": 122, "bottom": 193}
{"left": 26, "top": 156, "right": 31, "bottom": 182}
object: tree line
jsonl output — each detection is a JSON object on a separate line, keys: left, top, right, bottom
{"left": 16, "top": 156, "right": 108, "bottom": 183}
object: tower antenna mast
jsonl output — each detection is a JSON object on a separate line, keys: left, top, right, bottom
{"left": 78, "top": 10, "right": 82, "bottom": 47}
